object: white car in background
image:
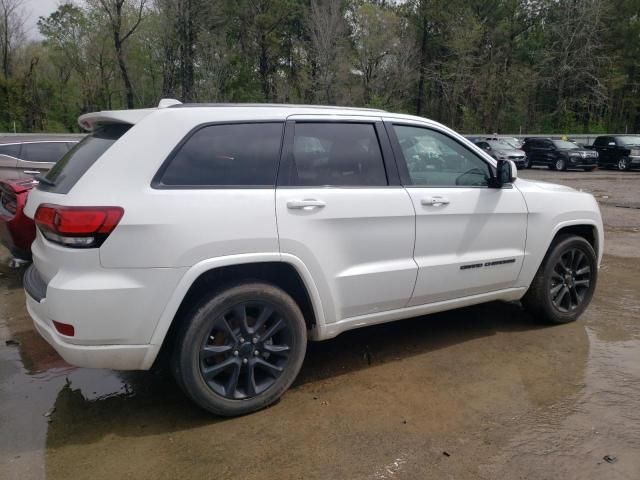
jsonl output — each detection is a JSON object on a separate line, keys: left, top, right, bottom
{"left": 23, "top": 101, "right": 603, "bottom": 416}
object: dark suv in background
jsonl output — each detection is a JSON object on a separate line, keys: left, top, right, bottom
{"left": 590, "top": 135, "right": 640, "bottom": 171}
{"left": 522, "top": 138, "right": 598, "bottom": 171}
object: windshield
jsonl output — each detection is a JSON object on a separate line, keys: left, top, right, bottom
{"left": 487, "top": 140, "right": 514, "bottom": 150}
{"left": 552, "top": 140, "right": 579, "bottom": 150}
{"left": 618, "top": 136, "right": 640, "bottom": 146}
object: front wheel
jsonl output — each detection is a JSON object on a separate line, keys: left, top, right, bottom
{"left": 553, "top": 158, "right": 567, "bottom": 171}
{"left": 522, "top": 235, "right": 597, "bottom": 324}
{"left": 172, "top": 282, "right": 307, "bottom": 416}
{"left": 618, "top": 158, "right": 629, "bottom": 171}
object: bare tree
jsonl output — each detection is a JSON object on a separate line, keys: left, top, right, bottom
{"left": 0, "top": 0, "right": 25, "bottom": 78}
{"left": 307, "top": 0, "right": 345, "bottom": 104}
{"left": 94, "top": 0, "right": 146, "bottom": 108}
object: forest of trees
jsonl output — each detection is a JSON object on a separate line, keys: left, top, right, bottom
{"left": 0, "top": 0, "right": 639, "bottom": 134}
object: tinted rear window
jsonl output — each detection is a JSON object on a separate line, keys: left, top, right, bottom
{"left": 156, "top": 122, "right": 284, "bottom": 187}
{"left": 21, "top": 142, "right": 70, "bottom": 163}
{"left": 39, "top": 124, "right": 131, "bottom": 194}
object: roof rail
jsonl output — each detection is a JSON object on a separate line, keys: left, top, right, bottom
{"left": 158, "top": 98, "right": 182, "bottom": 108}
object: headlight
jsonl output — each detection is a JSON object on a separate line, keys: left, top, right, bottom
{"left": 631, "top": 149, "right": 640, "bottom": 156}
{"left": 569, "top": 152, "right": 581, "bottom": 158}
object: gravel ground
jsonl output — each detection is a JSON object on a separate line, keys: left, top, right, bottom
{"left": 1, "top": 167, "right": 639, "bottom": 480}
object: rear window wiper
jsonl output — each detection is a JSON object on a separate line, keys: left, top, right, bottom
{"left": 35, "top": 174, "right": 55, "bottom": 186}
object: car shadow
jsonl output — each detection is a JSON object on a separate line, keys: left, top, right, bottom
{"left": 40, "top": 299, "right": 554, "bottom": 449}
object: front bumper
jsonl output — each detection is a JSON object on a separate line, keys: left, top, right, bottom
{"left": 568, "top": 156, "right": 598, "bottom": 167}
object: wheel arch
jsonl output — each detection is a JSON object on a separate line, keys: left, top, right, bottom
{"left": 148, "top": 254, "right": 327, "bottom": 367}
{"left": 549, "top": 222, "right": 600, "bottom": 259}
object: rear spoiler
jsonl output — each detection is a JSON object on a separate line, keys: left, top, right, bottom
{"left": 77, "top": 99, "right": 182, "bottom": 132}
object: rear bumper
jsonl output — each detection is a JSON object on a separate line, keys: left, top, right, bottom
{"left": 26, "top": 290, "right": 159, "bottom": 370}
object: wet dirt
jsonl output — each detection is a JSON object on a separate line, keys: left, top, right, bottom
{"left": 0, "top": 168, "right": 639, "bottom": 479}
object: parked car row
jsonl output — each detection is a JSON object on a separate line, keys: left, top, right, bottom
{"left": 467, "top": 135, "right": 640, "bottom": 172}
{"left": 0, "top": 137, "right": 80, "bottom": 261}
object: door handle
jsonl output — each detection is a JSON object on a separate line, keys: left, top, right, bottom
{"left": 286, "top": 199, "right": 326, "bottom": 210}
{"left": 23, "top": 170, "right": 40, "bottom": 175}
{"left": 421, "top": 196, "right": 450, "bottom": 206}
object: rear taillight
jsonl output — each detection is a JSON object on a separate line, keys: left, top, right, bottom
{"left": 34, "top": 204, "right": 124, "bottom": 248}
{"left": 0, "top": 187, "right": 17, "bottom": 214}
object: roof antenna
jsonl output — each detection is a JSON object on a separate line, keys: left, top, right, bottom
{"left": 158, "top": 98, "right": 182, "bottom": 108}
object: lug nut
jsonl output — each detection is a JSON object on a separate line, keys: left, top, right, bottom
{"left": 254, "top": 350, "right": 259, "bottom": 356}
{"left": 252, "top": 337, "right": 258, "bottom": 344}
{"left": 243, "top": 358, "right": 248, "bottom": 364}
{"left": 233, "top": 351, "right": 239, "bottom": 356}
{"left": 239, "top": 337, "right": 245, "bottom": 343}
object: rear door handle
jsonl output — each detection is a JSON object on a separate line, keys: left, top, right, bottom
{"left": 421, "top": 196, "right": 450, "bottom": 206}
{"left": 286, "top": 199, "right": 326, "bottom": 210}
{"left": 23, "top": 170, "right": 40, "bottom": 175}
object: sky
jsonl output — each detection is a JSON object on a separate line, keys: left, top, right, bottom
{"left": 22, "top": 0, "right": 61, "bottom": 39}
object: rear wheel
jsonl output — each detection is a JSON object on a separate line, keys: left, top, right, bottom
{"left": 522, "top": 235, "right": 597, "bottom": 324}
{"left": 172, "top": 282, "right": 307, "bottom": 416}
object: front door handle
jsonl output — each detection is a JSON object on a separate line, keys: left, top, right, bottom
{"left": 286, "top": 199, "right": 326, "bottom": 210}
{"left": 421, "top": 196, "right": 450, "bottom": 206}
{"left": 23, "top": 170, "right": 40, "bottom": 175}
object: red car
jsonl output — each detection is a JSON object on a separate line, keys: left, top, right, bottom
{"left": 0, "top": 178, "right": 38, "bottom": 261}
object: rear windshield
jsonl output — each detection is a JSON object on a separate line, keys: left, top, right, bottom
{"left": 38, "top": 124, "right": 131, "bottom": 194}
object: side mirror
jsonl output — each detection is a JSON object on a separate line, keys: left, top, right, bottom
{"left": 491, "top": 159, "right": 516, "bottom": 188}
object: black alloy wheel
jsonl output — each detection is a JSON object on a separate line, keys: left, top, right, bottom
{"left": 173, "top": 282, "right": 307, "bottom": 416}
{"left": 522, "top": 235, "right": 597, "bottom": 324}
{"left": 199, "top": 301, "right": 292, "bottom": 399}
{"left": 549, "top": 248, "right": 592, "bottom": 313}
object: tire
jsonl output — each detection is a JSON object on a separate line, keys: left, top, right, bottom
{"left": 618, "top": 158, "right": 629, "bottom": 171}
{"left": 525, "top": 157, "right": 532, "bottom": 169}
{"left": 172, "top": 282, "right": 307, "bottom": 416}
{"left": 553, "top": 158, "right": 566, "bottom": 171}
{"left": 522, "top": 235, "right": 597, "bottom": 324}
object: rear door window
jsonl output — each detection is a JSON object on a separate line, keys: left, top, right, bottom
{"left": 156, "top": 123, "right": 284, "bottom": 187}
{"left": 20, "top": 142, "right": 70, "bottom": 163}
{"left": 39, "top": 124, "right": 131, "bottom": 194}
{"left": 283, "top": 122, "right": 388, "bottom": 186}
{"left": 0, "top": 144, "right": 20, "bottom": 157}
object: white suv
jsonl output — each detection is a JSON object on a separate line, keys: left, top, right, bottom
{"left": 23, "top": 102, "right": 603, "bottom": 416}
